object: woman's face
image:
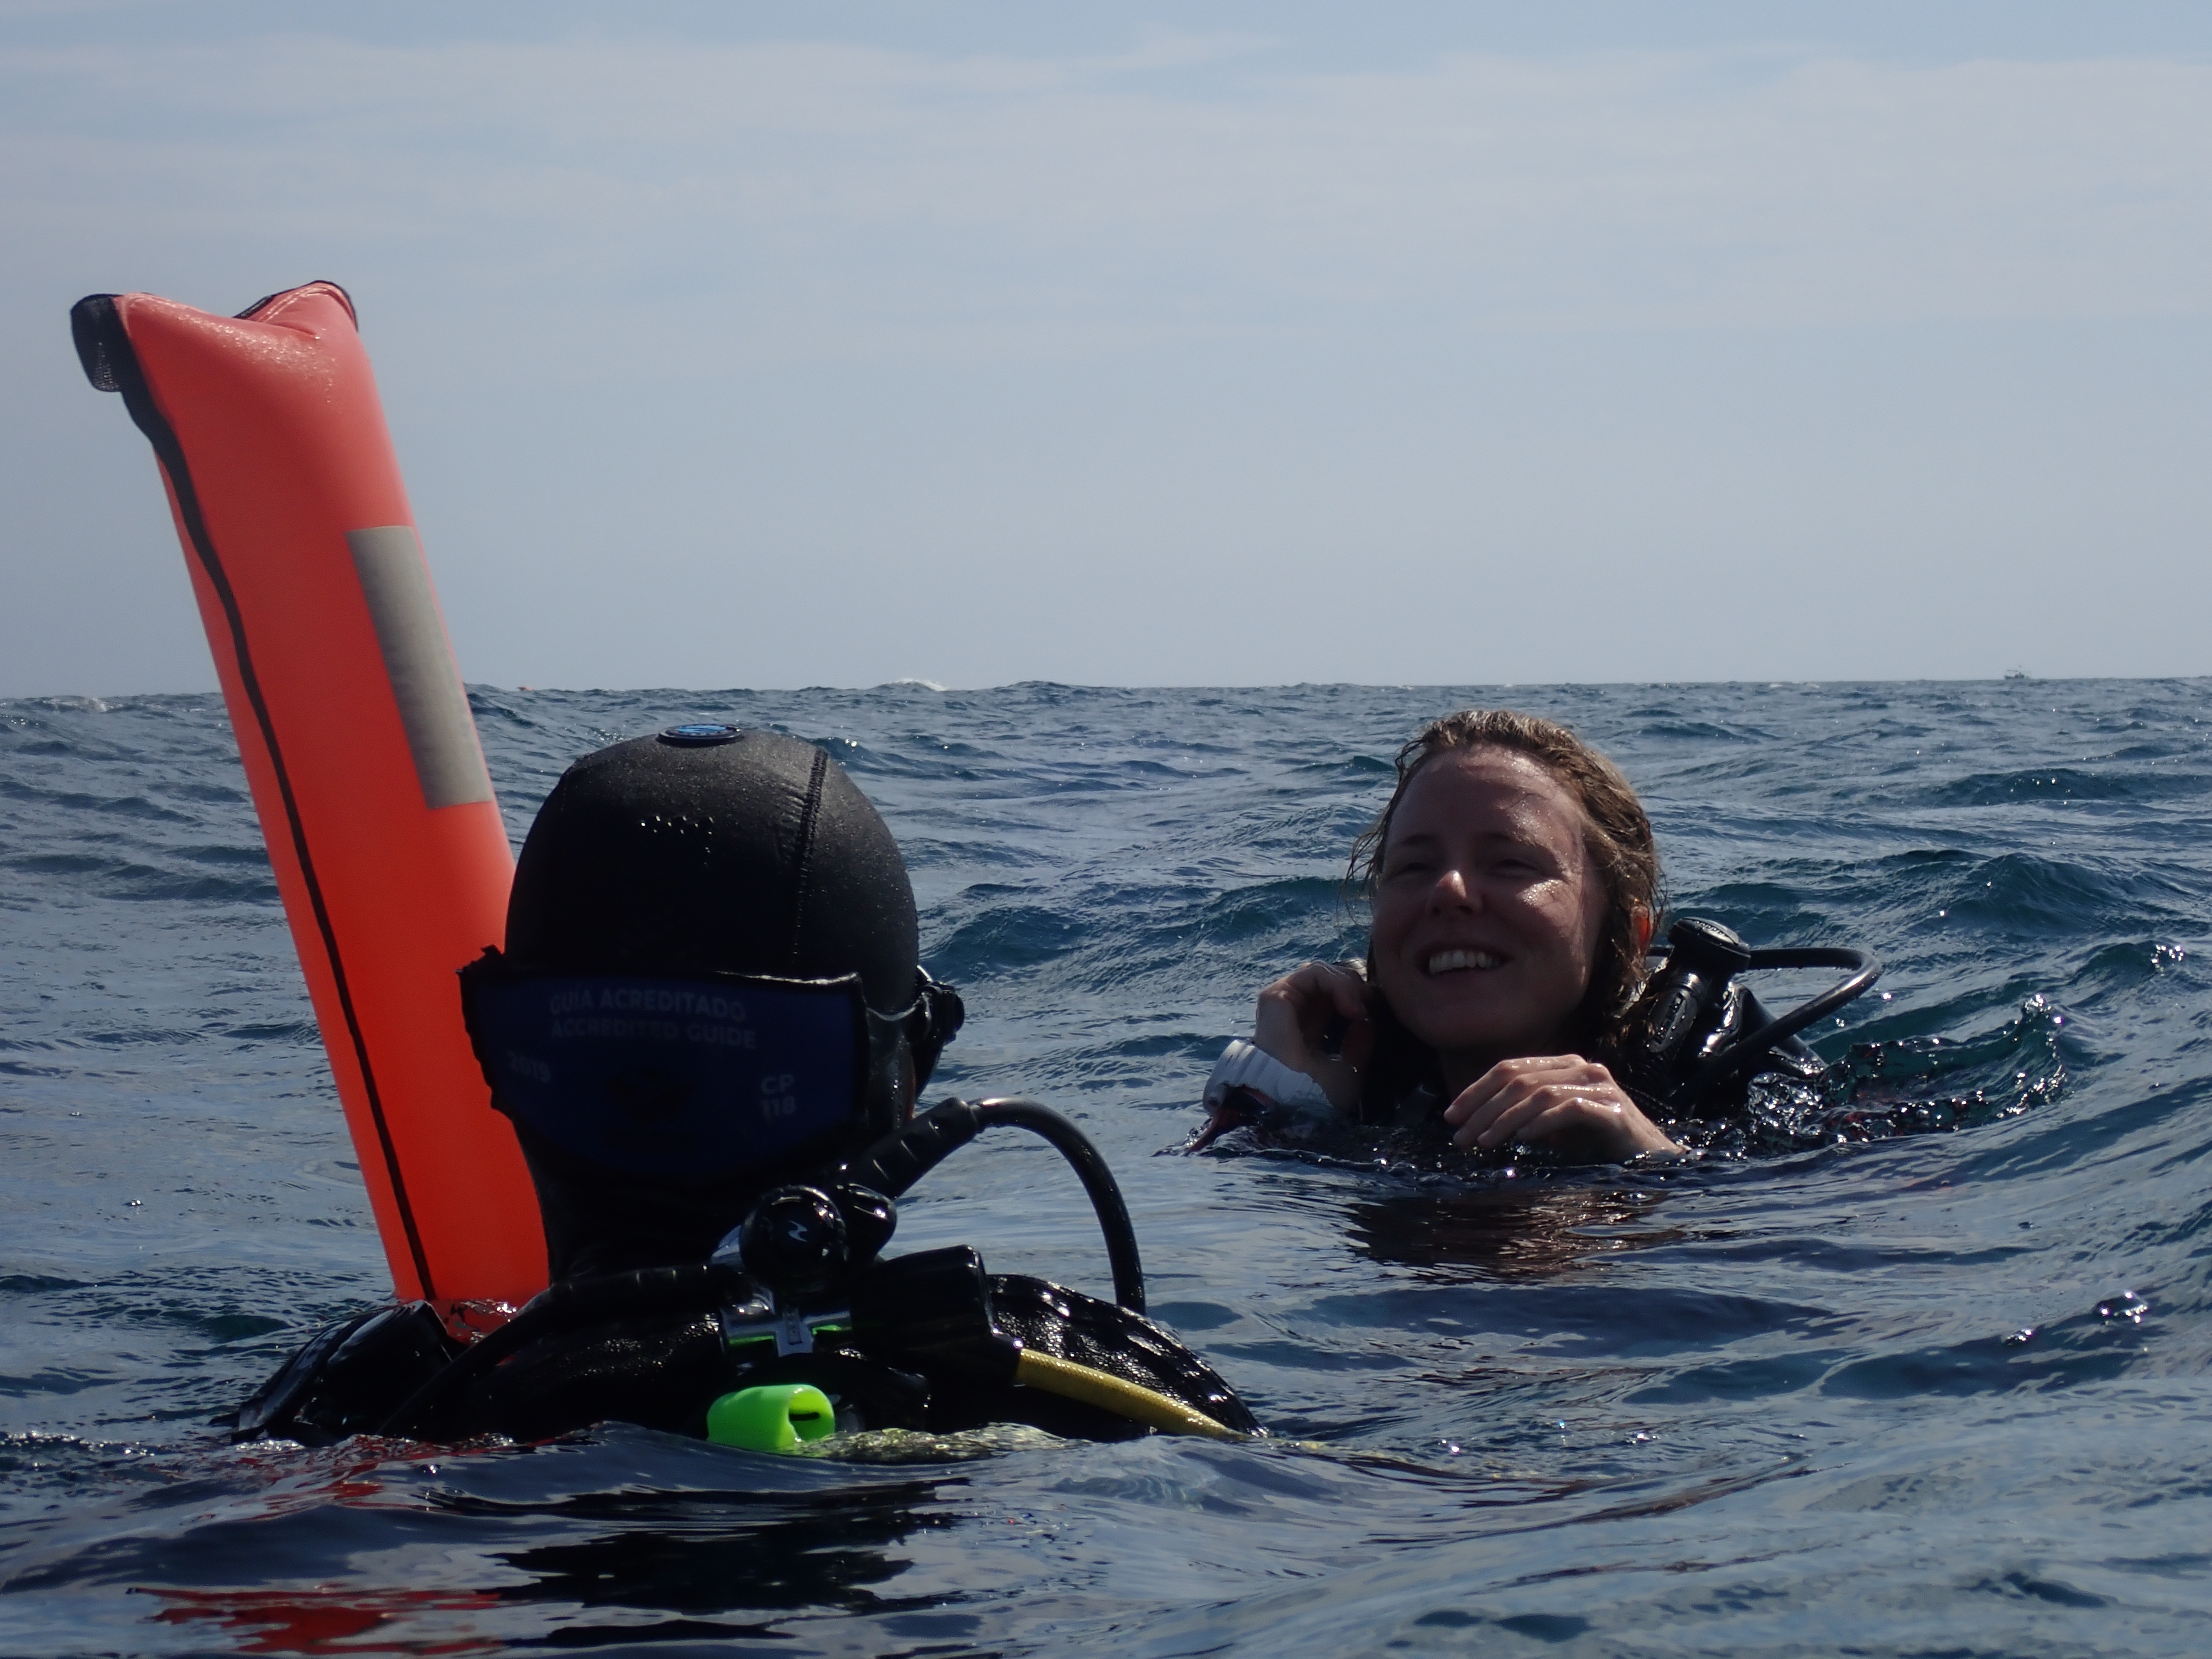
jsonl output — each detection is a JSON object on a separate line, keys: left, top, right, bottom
{"left": 1368, "top": 747, "right": 1610, "bottom": 1084}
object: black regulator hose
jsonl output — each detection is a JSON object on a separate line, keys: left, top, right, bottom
{"left": 839, "top": 1098, "right": 1146, "bottom": 1314}
{"left": 976, "top": 1099, "right": 1145, "bottom": 1316}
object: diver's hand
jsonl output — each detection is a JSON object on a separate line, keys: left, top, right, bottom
{"left": 1442, "top": 1055, "right": 1683, "bottom": 1163}
{"left": 1251, "top": 961, "right": 1375, "bottom": 1113}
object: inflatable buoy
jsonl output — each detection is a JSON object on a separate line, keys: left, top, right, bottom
{"left": 71, "top": 281, "right": 545, "bottom": 1309}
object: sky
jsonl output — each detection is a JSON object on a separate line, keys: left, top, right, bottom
{"left": 4, "top": 2, "right": 2210, "bottom": 695}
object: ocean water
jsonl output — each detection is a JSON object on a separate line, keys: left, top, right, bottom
{"left": 3, "top": 679, "right": 2210, "bottom": 1657}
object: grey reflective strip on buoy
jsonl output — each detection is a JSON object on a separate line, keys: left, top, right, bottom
{"left": 347, "top": 526, "right": 495, "bottom": 809}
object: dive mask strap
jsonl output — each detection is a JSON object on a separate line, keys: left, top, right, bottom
{"left": 456, "top": 949, "right": 880, "bottom": 1180}
{"left": 902, "top": 969, "right": 965, "bottom": 1087}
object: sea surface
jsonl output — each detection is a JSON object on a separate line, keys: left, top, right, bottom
{"left": 4, "top": 680, "right": 2211, "bottom": 1657}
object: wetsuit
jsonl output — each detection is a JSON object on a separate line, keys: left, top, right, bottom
{"left": 1199, "top": 980, "right": 1822, "bottom": 1138}
{"left": 235, "top": 1267, "right": 1255, "bottom": 1447}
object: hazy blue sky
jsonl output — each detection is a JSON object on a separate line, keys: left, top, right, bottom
{"left": 6, "top": 2, "right": 2209, "bottom": 694}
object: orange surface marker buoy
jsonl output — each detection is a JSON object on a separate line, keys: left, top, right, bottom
{"left": 71, "top": 282, "right": 546, "bottom": 1308}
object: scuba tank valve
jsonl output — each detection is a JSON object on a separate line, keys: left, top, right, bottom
{"left": 1643, "top": 918, "right": 1754, "bottom": 1073}
{"left": 1631, "top": 919, "right": 1884, "bottom": 1115}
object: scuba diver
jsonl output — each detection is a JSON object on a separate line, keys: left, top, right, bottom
{"left": 1198, "top": 708, "right": 1879, "bottom": 1161}
{"left": 238, "top": 724, "right": 1254, "bottom": 1449}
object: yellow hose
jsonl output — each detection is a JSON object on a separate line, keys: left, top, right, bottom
{"left": 1011, "top": 1348, "right": 1243, "bottom": 1441}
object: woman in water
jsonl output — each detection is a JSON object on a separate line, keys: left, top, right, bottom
{"left": 1206, "top": 708, "right": 1683, "bottom": 1164}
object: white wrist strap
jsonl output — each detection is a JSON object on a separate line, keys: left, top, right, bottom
{"left": 1202, "top": 1039, "right": 1335, "bottom": 1113}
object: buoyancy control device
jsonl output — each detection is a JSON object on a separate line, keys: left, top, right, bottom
{"left": 236, "top": 1097, "right": 1258, "bottom": 1449}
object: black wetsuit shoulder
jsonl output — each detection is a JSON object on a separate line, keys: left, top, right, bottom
{"left": 233, "top": 1302, "right": 458, "bottom": 1444}
{"left": 237, "top": 1306, "right": 796, "bottom": 1446}
{"left": 234, "top": 1274, "right": 1256, "bottom": 1446}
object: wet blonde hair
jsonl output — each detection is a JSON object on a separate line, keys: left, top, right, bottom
{"left": 1348, "top": 708, "right": 1663, "bottom": 1060}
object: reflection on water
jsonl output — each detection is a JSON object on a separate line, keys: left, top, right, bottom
{"left": 1347, "top": 1186, "right": 1681, "bottom": 1279}
{"left": 476, "top": 1478, "right": 947, "bottom": 1618}
{"left": 149, "top": 1586, "right": 500, "bottom": 1657}
{"left": 132, "top": 1462, "right": 959, "bottom": 1656}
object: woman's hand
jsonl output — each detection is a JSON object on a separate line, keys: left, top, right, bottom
{"left": 1252, "top": 960, "right": 1376, "bottom": 1113}
{"left": 1441, "top": 1055, "right": 1683, "bottom": 1163}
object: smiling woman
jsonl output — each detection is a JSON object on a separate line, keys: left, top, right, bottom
{"left": 1204, "top": 708, "right": 1685, "bottom": 1164}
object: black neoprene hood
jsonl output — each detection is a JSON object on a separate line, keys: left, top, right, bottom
{"left": 505, "top": 728, "right": 920, "bottom": 1013}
